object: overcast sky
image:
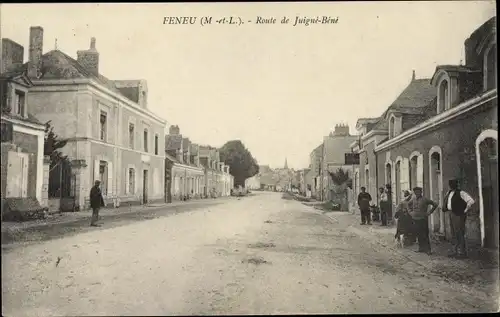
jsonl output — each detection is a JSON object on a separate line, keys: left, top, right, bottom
{"left": 1, "top": 2, "right": 496, "bottom": 169}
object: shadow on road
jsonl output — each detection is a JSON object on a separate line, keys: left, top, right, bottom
{"left": 1, "top": 201, "right": 225, "bottom": 251}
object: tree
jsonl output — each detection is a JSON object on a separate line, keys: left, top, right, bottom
{"left": 328, "top": 168, "right": 350, "bottom": 187}
{"left": 328, "top": 168, "right": 353, "bottom": 208}
{"left": 44, "top": 121, "right": 71, "bottom": 198}
{"left": 44, "top": 120, "right": 69, "bottom": 166}
{"left": 219, "top": 140, "right": 259, "bottom": 187}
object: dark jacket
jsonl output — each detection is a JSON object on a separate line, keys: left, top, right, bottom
{"left": 357, "top": 192, "right": 372, "bottom": 210}
{"left": 90, "top": 186, "right": 105, "bottom": 209}
{"left": 442, "top": 189, "right": 467, "bottom": 215}
{"left": 395, "top": 199, "right": 413, "bottom": 234}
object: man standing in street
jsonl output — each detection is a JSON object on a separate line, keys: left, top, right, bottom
{"left": 442, "top": 179, "right": 475, "bottom": 259}
{"left": 357, "top": 186, "right": 372, "bottom": 225}
{"left": 90, "top": 180, "right": 105, "bottom": 227}
{"left": 379, "top": 187, "right": 389, "bottom": 226}
{"left": 409, "top": 187, "right": 438, "bottom": 254}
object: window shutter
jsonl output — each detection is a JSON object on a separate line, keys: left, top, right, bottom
{"left": 391, "top": 164, "right": 396, "bottom": 195}
{"left": 21, "top": 155, "right": 28, "bottom": 198}
{"left": 154, "top": 168, "right": 159, "bottom": 195}
{"left": 402, "top": 158, "right": 409, "bottom": 191}
{"left": 107, "top": 161, "right": 113, "bottom": 196}
{"left": 125, "top": 168, "right": 129, "bottom": 195}
{"left": 417, "top": 154, "right": 424, "bottom": 188}
{"left": 94, "top": 159, "right": 100, "bottom": 183}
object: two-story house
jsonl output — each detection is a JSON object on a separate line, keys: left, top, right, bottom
{"left": 309, "top": 143, "right": 323, "bottom": 199}
{"left": 9, "top": 26, "right": 167, "bottom": 210}
{"left": 321, "top": 124, "right": 359, "bottom": 202}
{"left": 1, "top": 39, "right": 48, "bottom": 215}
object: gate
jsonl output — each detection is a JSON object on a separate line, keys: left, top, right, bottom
{"left": 48, "top": 158, "right": 76, "bottom": 212}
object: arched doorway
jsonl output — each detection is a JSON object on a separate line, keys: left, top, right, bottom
{"left": 429, "top": 148, "right": 444, "bottom": 234}
{"left": 409, "top": 156, "right": 418, "bottom": 190}
{"left": 477, "top": 133, "right": 498, "bottom": 249}
{"left": 385, "top": 163, "right": 392, "bottom": 187}
{"left": 395, "top": 160, "right": 401, "bottom": 204}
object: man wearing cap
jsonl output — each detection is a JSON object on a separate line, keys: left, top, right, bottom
{"left": 409, "top": 186, "right": 438, "bottom": 254}
{"left": 357, "top": 186, "right": 372, "bottom": 225}
{"left": 89, "top": 180, "right": 105, "bottom": 227}
{"left": 442, "top": 179, "right": 475, "bottom": 259}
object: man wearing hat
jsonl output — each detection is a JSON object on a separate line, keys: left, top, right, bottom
{"left": 89, "top": 180, "right": 105, "bottom": 227}
{"left": 409, "top": 186, "right": 438, "bottom": 254}
{"left": 442, "top": 179, "right": 475, "bottom": 258}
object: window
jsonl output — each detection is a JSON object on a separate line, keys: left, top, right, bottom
{"left": 129, "top": 123, "right": 135, "bottom": 149}
{"left": 389, "top": 116, "right": 395, "bottom": 139}
{"left": 128, "top": 168, "right": 135, "bottom": 194}
{"left": 13, "top": 90, "right": 25, "bottom": 116}
{"left": 438, "top": 80, "right": 449, "bottom": 113}
{"left": 99, "top": 161, "right": 108, "bottom": 195}
{"left": 100, "top": 111, "right": 107, "bottom": 141}
{"left": 154, "top": 134, "right": 159, "bottom": 155}
{"left": 143, "top": 129, "right": 148, "bottom": 152}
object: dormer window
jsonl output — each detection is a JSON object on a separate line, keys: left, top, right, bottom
{"left": 438, "top": 79, "right": 449, "bottom": 113}
{"left": 484, "top": 42, "right": 497, "bottom": 92}
{"left": 389, "top": 116, "right": 395, "bottom": 139}
{"left": 13, "top": 90, "right": 26, "bottom": 117}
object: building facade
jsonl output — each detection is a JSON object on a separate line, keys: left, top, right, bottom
{"left": 321, "top": 124, "right": 359, "bottom": 201}
{"left": 10, "top": 27, "right": 167, "bottom": 210}
{"left": 165, "top": 125, "right": 205, "bottom": 200}
{"left": 1, "top": 66, "right": 48, "bottom": 214}
{"left": 351, "top": 17, "right": 498, "bottom": 249}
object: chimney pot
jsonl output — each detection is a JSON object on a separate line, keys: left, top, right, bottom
{"left": 412, "top": 70, "right": 416, "bottom": 81}
{"left": 90, "top": 37, "right": 96, "bottom": 50}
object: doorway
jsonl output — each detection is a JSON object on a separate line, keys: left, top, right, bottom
{"left": 429, "top": 151, "right": 443, "bottom": 233}
{"left": 479, "top": 137, "right": 498, "bottom": 249}
{"left": 143, "top": 169, "right": 149, "bottom": 204}
{"left": 395, "top": 161, "right": 401, "bottom": 204}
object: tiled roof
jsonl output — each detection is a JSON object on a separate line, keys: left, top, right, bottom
{"left": 13, "top": 50, "right": 138, "bottom": 102}
{"left": 370, "top": 79, "right": 437, "bottom": 131}
{"left": 190, "top": 143, "right": 199, "bottom": 155}
{"left": 165, "top": 134, "right": 183, "bottom": 151}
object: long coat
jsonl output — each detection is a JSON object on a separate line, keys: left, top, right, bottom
{"left": 90, "top": 186, "right": 105, "bottom": 209}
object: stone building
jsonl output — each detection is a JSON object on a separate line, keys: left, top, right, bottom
{"left": 309, "top": 144, "right": 323, "bottom": 198}
{"left": 352, "top": 17, "right": 497, "bottom": 249}
{"left": 321, "top": 124, "right": 359, "bottom": 201}
{"left": 1, "top": 57, "right": 48, "bottom": 215}
{"left": 165, "top": 125, "right": 205, "bottom": 200}
{"left": 7, "top": 26, "right": 167, "bottom": 210}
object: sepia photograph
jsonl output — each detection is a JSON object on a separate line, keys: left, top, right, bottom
{"left": 0, "top": 1, "right": 498, "bottom": 315}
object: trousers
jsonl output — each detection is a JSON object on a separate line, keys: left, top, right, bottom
{"left": 413, "top": 218, "right": 431, "bottom": 252}
{"left": 450, "top": 212, "right": 467, "bottom": 255}
{"left": 91, "top": 208, "right": 100, "bottom": 225}
{"left": 360, "top": 208, "right": 371, "bottom": 224}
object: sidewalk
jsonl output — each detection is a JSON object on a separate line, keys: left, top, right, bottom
{"left": 321, "top": 211, "right": 499, "bottom": 293}
{"left": 1, "top": 197, "right": 232, "bottom": 233}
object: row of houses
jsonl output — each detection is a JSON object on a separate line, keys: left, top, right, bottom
{"left": 1, "top": 25, "right": 233, "bottom": 216}
{"left": 349, "top": 17, "right": 497, "bottom": 250}
{"left": 296, "top": 17, "right": 497, "bottom": 250}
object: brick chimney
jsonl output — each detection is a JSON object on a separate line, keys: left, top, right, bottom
{"left": 1, "top": 39, "right": 24, "bottom": 73}
{"left": 77, "top": 37, "right": 99, "bottom": 76}
{"left": 169, "top": 125, "right": 180, "bottom": 135}
{"left": 333, "top": 123, "right": 350, "bottom": 136}
{"left": 28, "top": 26, "right": 44, "bottom": 78}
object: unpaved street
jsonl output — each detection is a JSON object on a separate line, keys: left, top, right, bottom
{"left": 2, "top": 192, "right": 498, "bottom": 315}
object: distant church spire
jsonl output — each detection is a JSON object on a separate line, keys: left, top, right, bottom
{"left": 284, "top": 157, "right": 288, "bottom": 169}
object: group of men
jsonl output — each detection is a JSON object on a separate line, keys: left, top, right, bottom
{"left": 357, "top": 179, "right": 475, "bottom": 258}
